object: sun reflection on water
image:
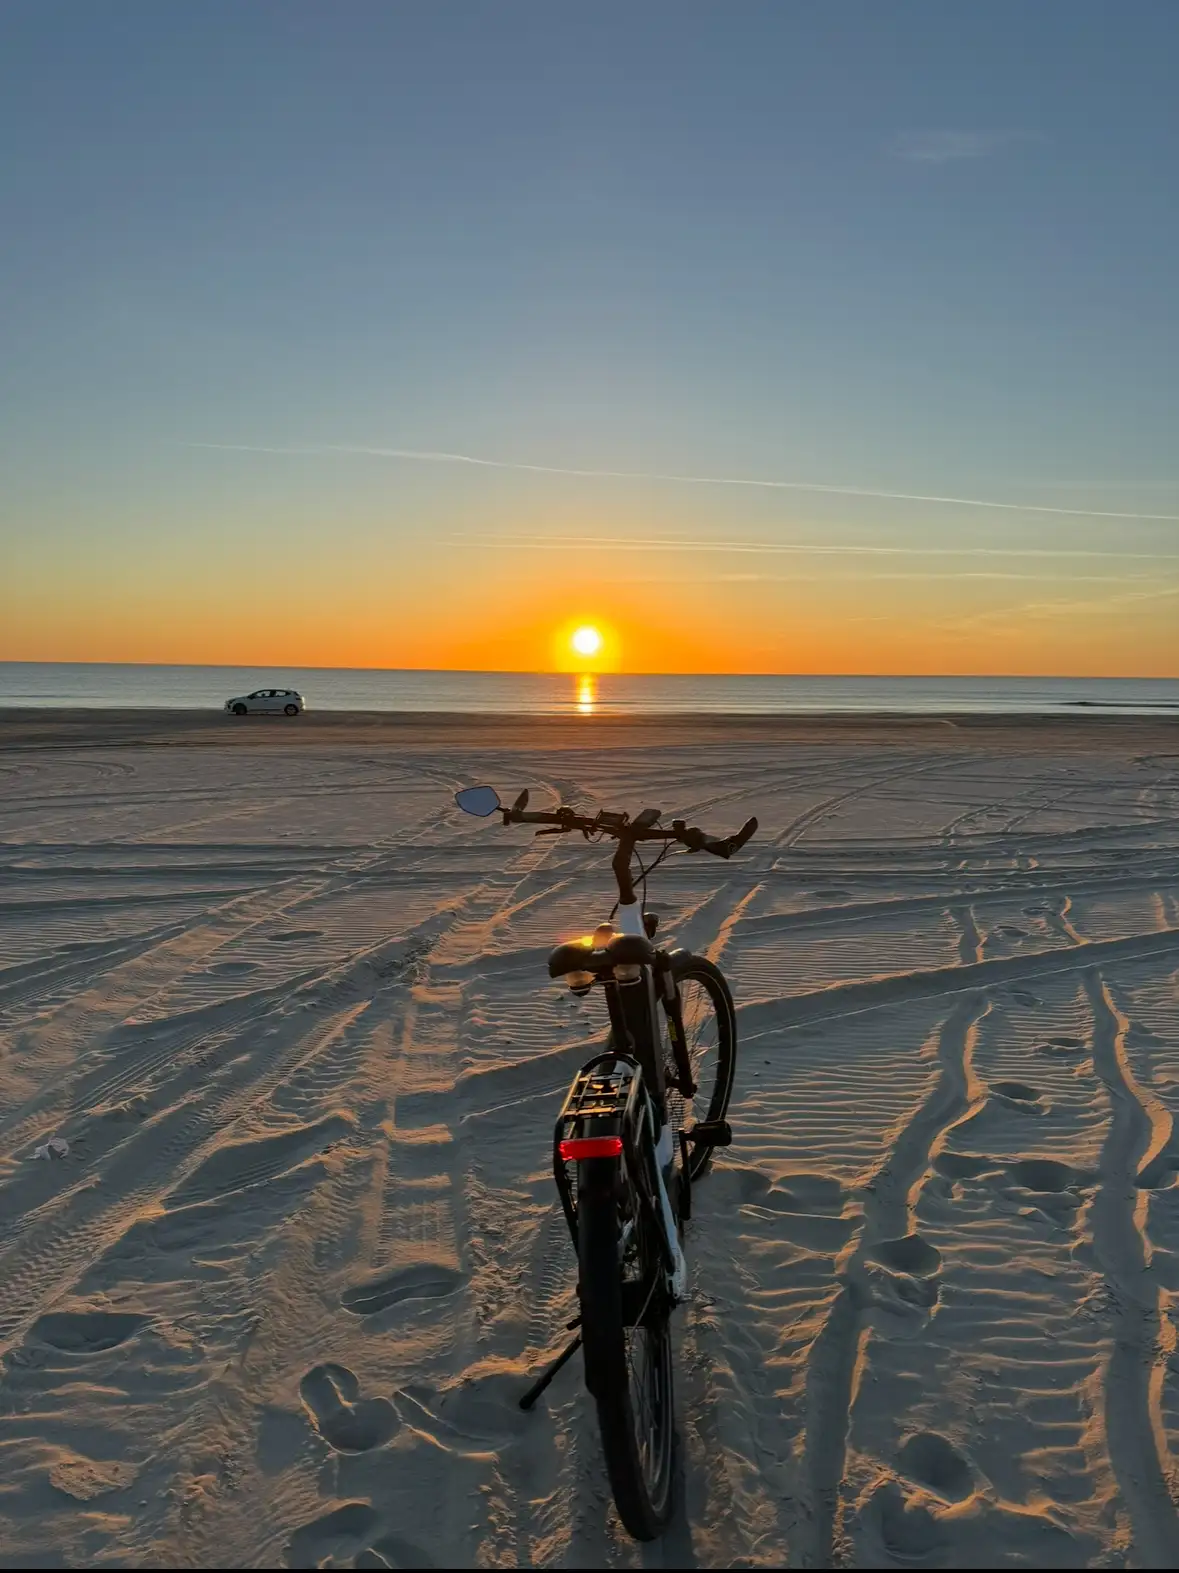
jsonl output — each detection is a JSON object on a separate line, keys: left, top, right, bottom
{"left": 575, "top": 673, "right": 597, "bottom": 715}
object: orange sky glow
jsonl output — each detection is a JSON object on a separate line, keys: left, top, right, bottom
{"left": 5, "top": 555, "right": 1176, "bottom": 677}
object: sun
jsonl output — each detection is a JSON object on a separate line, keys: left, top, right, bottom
{"left": 571, "top": 625, "right": 602, "bottom": 658}
{"left": 552, "top": 617, "right": 617, "bottom": 672}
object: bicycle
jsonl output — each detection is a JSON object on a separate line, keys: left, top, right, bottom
{"left": 454, "top": 785, "right": 757, "bottom": 1540}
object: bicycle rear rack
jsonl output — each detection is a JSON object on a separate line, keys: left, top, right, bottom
{"left": 552, "top": 1051, "right": 647, "bottom": 1245}
{"left": 525, "top": 1052, "right": 717, "bottom": 1415}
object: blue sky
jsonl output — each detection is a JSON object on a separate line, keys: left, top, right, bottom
{"left": 2, "top": 1, "right": 1177, "bottom": 673}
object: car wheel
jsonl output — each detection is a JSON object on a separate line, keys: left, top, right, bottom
{"left": 284, "top": 704, "right": 299, "bottom": 716}
{"left": 232, "top": 703, "right": 248, "bottom": 716}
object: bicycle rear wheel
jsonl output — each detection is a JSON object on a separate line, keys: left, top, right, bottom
{"left": 577, "top": 1151, "right": 674, "bottom": 1540}
{"left": 661, "top": 955, "right": 736, "bottom": 1181}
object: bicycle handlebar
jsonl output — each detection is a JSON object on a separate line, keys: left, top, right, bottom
{"left": 501, "top": 803, "right": 758, "bottom": 860}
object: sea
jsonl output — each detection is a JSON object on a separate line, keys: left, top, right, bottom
{"left": 1, "top": 663, "right": 1177, "bottom": 717}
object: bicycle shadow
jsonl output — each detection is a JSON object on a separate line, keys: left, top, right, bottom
{"left": 657, "top": 1434, "right": 700, "bottom": 1567}
{"left": 666, "top": 1172, "right": 816, "bottom": 1565}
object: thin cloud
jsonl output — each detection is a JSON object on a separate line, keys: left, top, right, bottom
{"left": 710, "top": 571, "right": 1158, "bottom": 584}
{"left": 185, "top": 443, "right": 1179, "bottom": 523}
{"left": 940, "top": 580, "right": 1179, "bottom": 635}
{"left": 576, "top": 571, "right": 1161, "bottom": 589}
{"left": 892, "top": 130, "right": 1025, "bottom": 164}
{"left": 459, "top": 533, "right": 1179, "bottom": 562}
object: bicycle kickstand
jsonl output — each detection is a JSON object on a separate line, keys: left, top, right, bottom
{"left": 519, "top": 1318, "right": 582, "bottom": 1411}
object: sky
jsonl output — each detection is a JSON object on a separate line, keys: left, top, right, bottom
{"left": 2, "top": 0, "right": 1177, "bottom": 677}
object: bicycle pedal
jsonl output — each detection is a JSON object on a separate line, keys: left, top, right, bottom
{"left": 686, "top": 1119, "right": 732, "bottom": 1148}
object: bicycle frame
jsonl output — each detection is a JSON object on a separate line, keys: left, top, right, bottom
{"left": 496, "top": 785, "right": 752, "bottom": 1482}
{"left": 608, "top": 826, "right": 681, "bottom": 1090}
{"left": 555, "top": 836, "right": 690, "bottom": 1296}
{"left": 453, "top": 786, "right": 754, "bottom": 1321}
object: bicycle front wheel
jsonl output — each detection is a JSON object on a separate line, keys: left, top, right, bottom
{"left": 577, "top": 1152, "right": 674, "bottom": 1540}
{"left": 661, "top": 955, "right": 736, "bottom": 1181}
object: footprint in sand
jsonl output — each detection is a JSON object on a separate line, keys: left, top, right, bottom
{"left": 1009, "top": 1157, "right": 1080, "bottom": 1193}
{"left": 30, "top": 1310, "right": 147, "bottom": 1355}
{"left": 284, "top": 1502, "right": 379, "bottom": 1569}
{"left": 934, "top": 1151, "right": 997, "bottom": 1181}
{"left": 166, "top": 1115, "right": 350, "bottom": 1209}
{"left": 340, "top": 1262, "right": 464, "bottom": 1317}
{"left": 1009, "top": 988, "right": 1041, "bottom": 1008}
{"left": 866, "top": 1234, "right": 942, "bottom": 1311}
{"left": 268, "top": 928, "right": 323, "bottom": 944}
{"left": 734, "top": 1171, "right": 856, "bottom": 1251}
{"left": 869, "top": 1480, "right": 948, "bottom": 1562}
{"left": 209, "top": 960, "right": 258, "bottom": 975}
{"left": 299, "top": 1364, "right": 399, "bottom": 1453}
{"left": 1004, "top": 1159, "right": 1089, "bottom": 1223}
{"left": 392, "top": 1373, "right": 528, "bottom": 1449}
{"left": 897, "top": 1430, "right": 975, "bottom": 1503}
{"left": 871, "top": 1233, "right": 942, "bottom": 1277}
{"left": 992, "top": 1080, "right": 1043, "bottom": 1107}
{"left": 1035, "top": 1035, "right": 1087, "bottom": 1058}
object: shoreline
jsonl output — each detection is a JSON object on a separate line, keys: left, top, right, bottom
{"left": 0, "top": 706, "right": 1175, "bottom": 751}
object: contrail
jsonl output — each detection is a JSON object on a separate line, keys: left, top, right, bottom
{"left": 458, "top": 533, "right": 1179, "bottom": 562}
{"left": 184, "top": 443, "right": 1179, "bottom": 523}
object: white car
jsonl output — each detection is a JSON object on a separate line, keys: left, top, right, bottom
{"left": 225, "top": 688, "right": 305, "bottom": 717}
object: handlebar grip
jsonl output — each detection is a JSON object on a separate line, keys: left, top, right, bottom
{"left": 696, "top": 816, "right": 758, "bottom": 859}
{"left": 730, "top": 816, "right": 758, "bottom": 853}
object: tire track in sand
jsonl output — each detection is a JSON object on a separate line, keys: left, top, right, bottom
{"left": 0, "top": 909, "right": 456, "bottom": 1357}
{"left": 771, "top": 755, "right": 967, "bottom": 853}
{"left": 1084, "top": 972, "right": 1179, "bottom": 1567}
{"left": 797, "top": 993, "right": 990, "bottom": 1567}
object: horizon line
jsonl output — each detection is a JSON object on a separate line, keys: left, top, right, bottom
{"left": 3, "top": 658, "right": 1177, "bottom": 683}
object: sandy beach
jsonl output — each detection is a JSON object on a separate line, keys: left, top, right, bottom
{"left": 1, "top": 710, "right": 1177, "bottom": 1569}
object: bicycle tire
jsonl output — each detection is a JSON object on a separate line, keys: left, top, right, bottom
{"left": 577, "top": 1151, "right": 674, "bottom": 1540}
{"left": 662, "top": 955, "right": 737, "bottom": 1182}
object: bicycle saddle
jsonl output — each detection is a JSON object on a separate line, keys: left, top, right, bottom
{"left": 548, "top": 932, "right": 657, "bottom": 979}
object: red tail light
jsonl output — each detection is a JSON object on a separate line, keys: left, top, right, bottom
{"left": 559, "top": 1136, "right": 623, "bottom": 1161}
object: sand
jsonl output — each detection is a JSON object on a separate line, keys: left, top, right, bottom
{"left": 1, "top": 710, "right": 1177, "bottom": 1568}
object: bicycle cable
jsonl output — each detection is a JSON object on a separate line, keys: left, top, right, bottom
{"left": 606, "top": 839, "right": 674, "bottom": 923}
{"left": 637, "top": 841, "right": 673, "bottom": 919}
